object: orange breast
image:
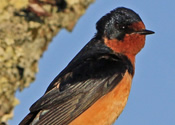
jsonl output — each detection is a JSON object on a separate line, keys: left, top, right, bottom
{"left": 70, "top": 71, "right": 133, "bottom": 125}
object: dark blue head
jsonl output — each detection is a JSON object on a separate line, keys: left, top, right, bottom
{"left": 96, "top": 7, "right": 154, "bottom": 40}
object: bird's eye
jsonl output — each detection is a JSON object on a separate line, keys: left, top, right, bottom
{"left": 115, "top": 23, "right": 127, "bottom": 31}
{"left": 120, "top": 25, "right": 126, "bottom": 30}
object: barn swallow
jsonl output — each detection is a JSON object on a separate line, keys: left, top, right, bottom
{"left": 19, "top": 7, "right": 154, "bottom": 125}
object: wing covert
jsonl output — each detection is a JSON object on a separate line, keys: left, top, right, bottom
{"left": 28, "top": 53, "right": 132, "bottom": 125}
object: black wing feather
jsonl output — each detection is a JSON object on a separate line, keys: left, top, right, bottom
{"left": 19, "top": 38, "right": 133, "bottom": 125}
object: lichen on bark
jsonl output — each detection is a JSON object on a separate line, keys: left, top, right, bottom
{"left": 0, "top": 0, "right": 94, "bottom": 123}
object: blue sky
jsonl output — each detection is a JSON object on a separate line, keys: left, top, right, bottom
{"left": 9, "top": 0, "right": 175, "bottom": 125}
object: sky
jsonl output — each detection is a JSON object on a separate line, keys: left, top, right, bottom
{"left": 9, "top": 0, "right": 175, "bottom": 125}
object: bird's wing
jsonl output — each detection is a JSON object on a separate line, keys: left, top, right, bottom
{"left": 19, "top": 53, "right": 131, "bottom": 125}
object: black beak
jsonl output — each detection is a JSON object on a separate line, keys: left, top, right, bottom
{"left": 135, "top": 29, "right": 155, "bottom": 35}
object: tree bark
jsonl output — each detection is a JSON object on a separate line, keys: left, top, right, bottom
{"left": 0, "top": 0, "right": 94, "bottom": 123}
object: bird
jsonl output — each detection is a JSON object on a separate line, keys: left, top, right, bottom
{"left": 19, "top": 7, "right": 154, "bottom": 125}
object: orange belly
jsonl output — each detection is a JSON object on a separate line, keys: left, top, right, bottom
{"left": 70, "top": 71, "right": 132, "bottom": 125}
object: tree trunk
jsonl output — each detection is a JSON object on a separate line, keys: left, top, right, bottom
{"left": 0, "top": 0, "right": 94, "bottom": 123}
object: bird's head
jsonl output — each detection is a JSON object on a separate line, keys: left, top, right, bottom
{"left": 96, "top": 7, "right": 154, "bottom": 40}
{"left": 96, "top": 7, "right": 154, "bottom": 58}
